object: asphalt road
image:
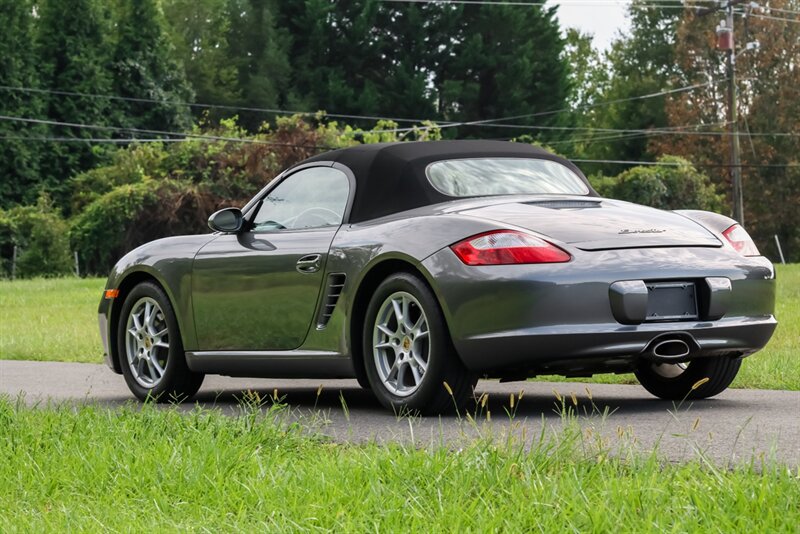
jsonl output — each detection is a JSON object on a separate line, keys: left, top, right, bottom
{"left": 1, "top": 359, "right": 798, "bottom": 465}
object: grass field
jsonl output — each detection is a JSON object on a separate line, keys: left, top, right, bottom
{"left": 0, "top": 265, "right": 797, "bottom": 390}
{"left": 0, "top": 398, "right": 797, "bottom": 531}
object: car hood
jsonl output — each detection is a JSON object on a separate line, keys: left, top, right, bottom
{"left": 459, "top": 197, "right": 722, "bottom": 251}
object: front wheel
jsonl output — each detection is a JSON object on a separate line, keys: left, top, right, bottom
{"left": 117, "top": 281, "right": 204, "bottom": 402}
{"left": 635, "top": 356, "right": 742, "bottom": 400}
{"left": 363, "top": 272, "right": 477, "bottom": 414}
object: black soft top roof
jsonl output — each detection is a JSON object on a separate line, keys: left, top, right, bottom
{"left": 303, "top": 140, "right": 591, "bottom": 223}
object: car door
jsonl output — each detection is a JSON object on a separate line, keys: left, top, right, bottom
{"left": 191, "top": 165, "right": 352, "bottom": 351}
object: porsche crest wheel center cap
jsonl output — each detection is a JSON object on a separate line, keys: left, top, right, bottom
{"left": 402, "top": 337, "right": 411, "bottom": 351}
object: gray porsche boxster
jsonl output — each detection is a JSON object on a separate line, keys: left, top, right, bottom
{"left": 98, "top": 140, "right": 777, "bottom": 413}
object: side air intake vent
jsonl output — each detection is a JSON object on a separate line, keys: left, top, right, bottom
{"left": 317, "top": 273, "right": 346, "bottom": 329}
{"left": 525, "top": 200, "right": 602, "bottom": 210}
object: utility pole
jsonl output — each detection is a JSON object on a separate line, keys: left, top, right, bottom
{"left": 699, "top": 0, "right": 748, "bottom": 225}
{"left": 725, "top": 2, "right": 744, "bottom": 226}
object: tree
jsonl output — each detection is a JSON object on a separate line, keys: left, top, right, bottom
{"left": 111, "top": 0, "right": 193, "bottom": 135}
{"left": 369, "top": 1, "right": 445, "bottom": 122}
{"left": 162, "top": 0, "right": 240, "bottom": 120}
{"left": 276, "top": 1, "right": 398, "bottom": 121}
{"left": 166, "top": 1, "right": 572, "bottom": 137}
{"left": 652, "top": 0, "right": 800, "bottom": 260}
{"left": 578, "top": 0, "right": 683, "bottom": 176}
{"left": 163, "top": 0, "right": 291, "bottom": 130}
{"left": 36, "top": 0, "right": 114, "bottom": 209}
{"left": 559, "top": 28, "right": 609, "bottom": 161}
{"left": 277, "top": 1, "right": 572, "bottom": 135}
{"left": 276, "top": 1, "right": 441, "bottom": 125}
{"left": 434, "top": 2, "right": 571, "bottom": 140}
{"left": 226, "top": 0, "right": 290, "bottom": 131}
{"left": 0, "top": 0, "right": 44, "bottom": 208}
{"left": 563, "top": 29, "right": 606, "bottom": 113}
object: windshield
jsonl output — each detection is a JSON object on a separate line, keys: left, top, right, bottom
{"left": 426, "top": 158, "right": 590, "bottom": 197}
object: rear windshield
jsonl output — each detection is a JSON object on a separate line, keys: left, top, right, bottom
{"left": 426, "top": 158, "right": 589, "bottom": 197}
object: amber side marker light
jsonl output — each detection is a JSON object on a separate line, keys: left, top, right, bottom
{"left": 104, "top": 289, "right": 120, "bottom": 299}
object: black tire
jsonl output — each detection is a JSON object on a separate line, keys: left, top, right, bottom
{"left": 117, "top": 281, "right": 204, "bottom": 403}
{"left": 362, "top": 272, "right": 477, "bottom": 414}
{"left": 635, "top": 356, "right": 742, "bottom": 400}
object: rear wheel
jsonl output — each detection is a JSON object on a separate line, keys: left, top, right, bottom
{"left": 117, "top": 281, "right": 204, "bottom": 402}
{"left": 635, "top": 357, "right": 742, "bottom": 400}
{"left": 363, "top": 273, "right": 477, "bottom": 414}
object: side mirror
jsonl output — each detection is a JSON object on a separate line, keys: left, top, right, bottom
{"left": 208, "top": 207, "right": 244, "bottom": 233}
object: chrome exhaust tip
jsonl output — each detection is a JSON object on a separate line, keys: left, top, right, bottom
{"left": 641, "top": 333, "right": 698, "bottom": 362}
{"left": 651, "top": 339, "right": 691, "bottom": 360}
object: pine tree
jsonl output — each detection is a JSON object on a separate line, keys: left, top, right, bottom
{"left": 434, "top": 3, "right": 571, "bottom": 139}
{"left": 36, "top": 0, "right": 113, "bottom": 208}
{"left": 163, "top": 0, "right": 240, "bottom": 117}
{"left": 0, "top": 0, "right": 44, "bottom": 207}
{"left": 372, "top": 1, "right": 447, "bottom": 121}
{"left": 226, "top": 0, "right": 290, "bottom": 131}
{"left": 276, "top": 0, "right": 387, "bottom": 121}
{"left": 111, "top": 0, "right": 193, "bottom": 135}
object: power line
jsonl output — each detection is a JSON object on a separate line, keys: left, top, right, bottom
{"left": 0, "top": 85, "right": 441, "bottom": 126}
{"left": 0, "top": 80, "right": 727, "bottom": 134}
{"left": 4, "top": 110, "right": 796, "bottom": 151}
{"left": 546, "top": 123, "right": 800, "bottom": 147}
{"left": 379, "top": 0, "right": 704, "bottom": 7}
{"left": 370, "top": 81, "right": 725, "bottom": 135}
{"left": 382, "top": 0, "right": 800, "bottom": 21}
{"left": 758, "top": 5, "right": 800, "bottom": 16}
{"left": 0, "top": 115, "right": 333, "bottom": 149}
{"left": 16, "top": 79, "right": 795, "bottom": 137}
{"left": 6, "top": 134, "right": 798, "bottom": 168}
{"left": 545, "top": 122, "right": 730, "bottom": 146}
{"left": 353, "top": 120, "right": 731, "bottom": 136}
{"left": 0, "top": 111, "right": 711, "bottom": 145}
{"left": 473, "top": 81, "right": 722, "bottom": 124}
{"left": 0, "top": 135, "right": 208, "bottom": 144}
{"left": 746, "top": 11, "right": 800, "bottom": 24}
{"left": 571, "top": 158, "right": 800, "bottom": 168}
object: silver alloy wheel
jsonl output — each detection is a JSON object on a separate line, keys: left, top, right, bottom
{"left": 651, "top": 362, "right": 689, "bottom": 379}
{"left": 125, "top": 297, "right": 170, "bottom": 388}
{"left": 372, "top": 291, "right": 430, "bottom": 397}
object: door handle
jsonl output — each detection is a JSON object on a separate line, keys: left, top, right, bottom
{"left": 296, "top": 254, "right": 322, "bottom": 274}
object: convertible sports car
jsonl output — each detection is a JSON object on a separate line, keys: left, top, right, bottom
{"left": 98, "top": 140, "right": 777, "bottom": 413}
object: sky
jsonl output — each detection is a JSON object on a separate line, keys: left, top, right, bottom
{"left": 552, "top": 0, "right": 631, "bottom": 50}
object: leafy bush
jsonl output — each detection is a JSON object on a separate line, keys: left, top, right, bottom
{"left": 70, "top": 179, "right": 224, "bottom": 275}
{"left": 69, "top": 144, "right": 169, "bottom": 214}
{"left": 0, "top": 194, "right": 73, "bottom": 278}
{"left": 587, "top": 174, "right": 616, "bottom": 198}
{"left": 594, "top": 156, "right": 725, "bottom": 212}
{"left": 66, "top": 116, "right": 445, "bottom": 275}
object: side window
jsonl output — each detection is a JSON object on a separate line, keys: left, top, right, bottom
{"left": 251, "top": 167, "right": 350, "bottom": 231}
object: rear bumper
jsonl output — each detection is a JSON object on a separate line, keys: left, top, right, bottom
{"left": 422, "top": 246, "right": 777, "bottom": 375}
{"left": 454, "top": 316, "right": 776, "bottom": 374}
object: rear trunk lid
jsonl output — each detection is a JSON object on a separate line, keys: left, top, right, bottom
{"left": 460, "top": 197, "right": 722, "bottom": 251}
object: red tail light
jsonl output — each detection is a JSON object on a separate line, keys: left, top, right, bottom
{"left": 722, "top": 224, "right": 760, "bottom": 256}
{"left": 451, "top": 230, "right": 571, "bottom": 266}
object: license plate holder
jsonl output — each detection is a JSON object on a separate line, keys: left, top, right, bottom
{"left": 645, "top": 281, "right": 698, "bottom": 322}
